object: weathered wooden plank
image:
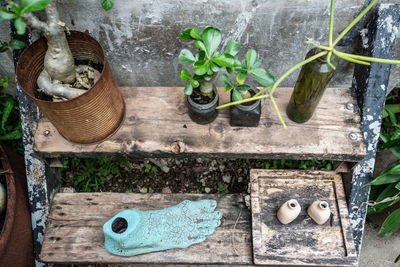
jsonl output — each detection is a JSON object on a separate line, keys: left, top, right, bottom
{"left": 34, "top": 87, "right": 366, "bottom": 161}
{"left": 250, "top": 169, "right": 357, "bottom": 266}
{"left": 40, "top": 193, "right": 253, "bottom": 264}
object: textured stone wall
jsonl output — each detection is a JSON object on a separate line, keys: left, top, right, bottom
{"left": 0, "top": 0, "right": 399, "bottom": 90}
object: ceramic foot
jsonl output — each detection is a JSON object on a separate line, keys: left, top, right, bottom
{"left": 103, "top": 199, "right": 222, "bottom": 256}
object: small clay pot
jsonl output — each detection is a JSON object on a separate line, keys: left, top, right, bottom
{"left": 307, "top": 200, "right": 331, "bottom": 225}
{"left": 187, "top": 85, "right": 219, "bottom": 125}
{"left": 230, "top": 89, "right": 261, "bottom": 127}
{"left": 277, "top": 199, "right": 301, "bottom": 224}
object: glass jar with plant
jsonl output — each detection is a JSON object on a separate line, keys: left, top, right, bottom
{"left": 178, "top": 26, "right": 240, "bottom": 124}
{"left": 220, "top": 49, "right": 274, "bottom": 127}
{"left": 217, "top": 0, "right": 400, "bottom": 127}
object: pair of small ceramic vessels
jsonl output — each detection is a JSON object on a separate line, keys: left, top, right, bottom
{"left": 277, "top": 199, "right": 331, "bottom": 225}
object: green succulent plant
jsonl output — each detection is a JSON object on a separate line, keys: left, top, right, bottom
{"left": 178, "top": 26, "right": 240, "bottom": 97}
{"left": 220, "top": 49, "right": 274, "bottom": 102}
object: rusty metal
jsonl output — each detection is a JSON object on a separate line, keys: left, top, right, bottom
{"left": 0, "top": 143, "right": 34, "bottom": 267}
{"left": 16, "top": 31, "right": 125, "bottom": 144}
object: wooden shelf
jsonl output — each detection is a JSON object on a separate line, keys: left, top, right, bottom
{"left": 41, "top": 193, "right": 252, "bottom": 265}
{"left": 34, "top": 87, "right": 366, "bottom": 161}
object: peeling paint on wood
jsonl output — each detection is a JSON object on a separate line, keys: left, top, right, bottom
{"left": 250, "top": 169, "right": 357, "bottom": 266}
{"left": 34, "top": 87, "right": 366, "bottom": 161}
{"left": 349, "top": 3, "right": 400, "bottom": 254}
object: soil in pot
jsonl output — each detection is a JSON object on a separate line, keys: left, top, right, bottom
{"left": 230, "top": 89, "right": 261, "bottom": 127}
{"left": 37, "top": 59, "right": 103, "bottom": 102}
{"left": 187, "top": 86, "right": 219, "bottom": 125}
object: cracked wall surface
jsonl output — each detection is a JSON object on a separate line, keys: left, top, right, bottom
{"left": 1, "top": 0, "right": 399, "bottom": 90}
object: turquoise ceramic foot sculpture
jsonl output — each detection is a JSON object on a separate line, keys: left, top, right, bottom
{"left": 103, "top": 199, "right": 222, "bottom": 256}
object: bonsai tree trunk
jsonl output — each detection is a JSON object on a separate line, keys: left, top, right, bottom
{"left": 23, "top": 1, "right": 95, "bottom": 100}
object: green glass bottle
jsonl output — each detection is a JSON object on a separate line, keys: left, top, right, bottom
{"left": 287, "top": 48, "right": 337, "bottom": 123}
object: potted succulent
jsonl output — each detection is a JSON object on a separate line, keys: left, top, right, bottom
{"left": 218, "top": 0, "right": 400, "bottom": 127}
{"left": 178, "top": 26, "right": 240, "bottom": 124}
{"left": 0, "top": 0, "right": 125, "bottom": 144}
{"left": 220, "top": 49, "right": 274, "bottom": 127}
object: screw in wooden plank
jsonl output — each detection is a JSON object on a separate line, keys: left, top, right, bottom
{"left": 346, "top": 103, "right": 354, "bottom": 111}
{"left": 349, "top": 132, "right": 358, "bottom": 141}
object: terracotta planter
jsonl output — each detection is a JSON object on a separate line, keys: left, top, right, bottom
{"left": 0, "top": 143, "right": 34, "bottom": 266}
{"left": 16, "top": 31, "right": 125, "bottom": 144}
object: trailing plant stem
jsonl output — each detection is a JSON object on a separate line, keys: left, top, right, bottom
{"left": 269, "top": 95, "right": 287, "bottom": 128}
{"left": 328, "top": 0, "right": 335, "bottom": 47}
{"left": 332, "top": 50, "right": 370, "bottom": 66}
{"left": 332, "top": 0, "right": 378, "bottom": 47}
{"left": 256, "top": 51, "right": 328, "bottom": 96}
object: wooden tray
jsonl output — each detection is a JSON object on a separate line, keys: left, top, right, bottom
{"left": 250, "top": 169, "right": 357, "bottom": 266}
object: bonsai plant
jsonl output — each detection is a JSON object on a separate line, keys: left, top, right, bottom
{"left": 220, "top": 49, "right": 274, "bottom": 127}
{"left": 217, "top": 0, "right": 400, "bottom": 127}
{"left": 0, "top": 0, "right": 125, "bottom": 144}
{"left": 178, "top": 26, "right": 240, "bottom": 124}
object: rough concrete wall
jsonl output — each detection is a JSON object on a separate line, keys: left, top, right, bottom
{"left": 1, "top": 0, "right": 399, "bottom": 89}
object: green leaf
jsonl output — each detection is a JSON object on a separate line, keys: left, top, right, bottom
{"left": 245, "top": 49, "right": 257, "bottom": 69}
{"left": 14, "top": 17, "right": 26, "bottom": 35}
{"left": 0, "top": 9, "right": 17, "bottom": 20}
{"left": 178, "top": 49, "right": 196, "bottom": 63}
{"left": 204, "top": 75, "right": 212, "bottom": 81}
{"left": 191, "top": 80, "right": 199, "bottom": 88}
{"left": 101, "top": 0, "right": 114, "bottom": 11}
{"left": 220, "top": 73, "right": 233, "bottom": 88}
{"left": 395, "top": 254, "right": 400, "bottom": 263}
{"left": 1, "top": 99, "right": 14, "bottom": 130}
{"left": 190, "top": 27, "right": 201, "bottom": 40}
{"left": 396, "top": 182, "right": 400, "bottom": 190}
{"left": 369, "top": 163, "right": 400, "bottom": 185}
{"left": 237, "top": 84, "right": 251, "bottom": 92}
{"left": 179, "top": 69, "right": 191, "bottom": 81}
{"left": 194, "top": 60, "right": 210, "bottom": 76}
{"left": 179, "top": 28, "right": 193, "bottom": 40}
{"left": 202, "top": 26, "right": 221, "bottom": 57}
{"left": 236, "top": 72, "right": 247, "bottom": 84}
{"left": 212, "top": 53, "right": 235, "bottom": 67}
{"left": 194, "top": 41, "right": 206, "bottom": 53}
{"left": 251, "top": 68, "right": 275, "bottom": 87}
{"left": 20, "top": 0, "right": 51, "bottom": 14}
{"left": 0, "top": 125, "right": 22, "bottom": 140}
{"left": 232, "top": 89, "right": 243, "bottom": 102}
{"left": 7, "top": 2, "right": 21, "bottom": 15}
{"left": 225, "top": 40, "right": 241, "bottom": 56}
{"left": 378, "top": 208, "right": 400, "bottom": 237}
{"left": 368, "top": 183, "right": 400, "bottom": 215}
{"left": 210, "top": 63, "right": 220, "bottom": 72}
{"left": 8, "top": 39, "right": 25, "bottom": 49}
{"left": 184, "top": 83, "right": 193, "bottom": 95}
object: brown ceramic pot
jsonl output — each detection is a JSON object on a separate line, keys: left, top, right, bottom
{"left": 16, "top": 31, "right": 125, "bottom": 144}
{"left": 0, "top": 143, "right": 34, "bottom": 267}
